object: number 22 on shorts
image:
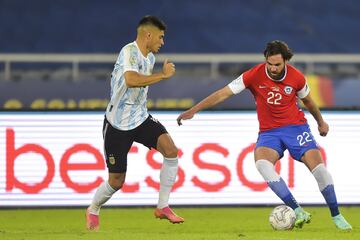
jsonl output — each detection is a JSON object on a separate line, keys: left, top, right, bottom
{"left": 297, "top": 131, "right": 313, "bottom": 146}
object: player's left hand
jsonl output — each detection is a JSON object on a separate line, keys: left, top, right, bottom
{"left": 318, "top": 121, "right": 329, "bottom": 137}
{"left": 162, "top": 59, "right": 176, "bottom": 79}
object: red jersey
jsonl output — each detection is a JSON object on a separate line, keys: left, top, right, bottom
{"left": 228, "top": 63, "right": 309, "bottom": 132}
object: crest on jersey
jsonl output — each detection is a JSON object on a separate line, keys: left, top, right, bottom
{"left": 109, "top": 154, "right": 116, "bottom": 165}
{"left": 284, "top": 86, "right": 293, "bottom": 94}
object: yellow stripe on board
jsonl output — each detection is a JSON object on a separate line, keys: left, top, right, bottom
{"left": 306, "top": 75, "right": 325, "bottom": 107}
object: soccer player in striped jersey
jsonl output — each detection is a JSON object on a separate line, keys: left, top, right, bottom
{"left": 86, "top": 15, "right": 184, "bottom": 231}
{"left": 177, "top": 40, "right": 352, "bottom": 231}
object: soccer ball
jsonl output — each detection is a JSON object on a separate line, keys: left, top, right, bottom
{"left": 269, "top": 205, "right": 296, "bottom": 230}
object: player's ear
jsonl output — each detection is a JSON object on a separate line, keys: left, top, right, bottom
{"left": 146, "top": 31, "right": 152, "bottom": 39}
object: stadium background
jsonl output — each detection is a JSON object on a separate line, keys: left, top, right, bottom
{"left": 1, "top": 0, "right": 360, "bottom": 203}
{"left": 1, "top": 0, "right": 360, "bottom": 110}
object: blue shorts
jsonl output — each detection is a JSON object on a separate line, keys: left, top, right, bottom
{"left": 256, "top": 124, "right": 319, "bottom": 161}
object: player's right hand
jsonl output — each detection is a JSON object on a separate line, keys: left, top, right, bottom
{"left": 177, "top": 110, "right": 194, "bottom": 126}
{"left": 162, "top": 59, "right": 176, "bottom": 79}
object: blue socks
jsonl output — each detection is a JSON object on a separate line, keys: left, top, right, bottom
{"left": 312, "top": 163, "right": 339, "bottom": 217}
{"left": 321, "top": 184, "right": 339, "bottom": 216}
{"left": 268, "top": 178, "right": 299, "bottom": 210}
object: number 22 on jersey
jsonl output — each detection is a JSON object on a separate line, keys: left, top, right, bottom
{"left": 267, "top": 91, "right": 282, "bottom": 105}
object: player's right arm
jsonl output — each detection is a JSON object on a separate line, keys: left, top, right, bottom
{"left": 125, "top": 59, "right": 175, "bottom": 87}
{"left": 177, "top": 86, "right": 234, "bottom": 125}
{"left": 177, "top": 74, "right": 248, "bottom": 125}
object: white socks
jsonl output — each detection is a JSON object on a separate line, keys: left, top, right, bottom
{"left": 311, "top": 163, "right": 334, "bottom": 191}
{"left": 89, "top": 157, "right": 178, "bottom": 213}
{"left": 89, "top": 181, "right": 117, "bottom": 215}
{"left": 157, "top": 157, "right": 178, "bottom": 209}
{"left": 255, "top": 159, "right": 280, "bottom": 182}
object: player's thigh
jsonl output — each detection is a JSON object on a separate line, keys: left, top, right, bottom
{"left": 255, "top": 147, "right": 280, "bottom": 164}
{"left": 103, "top": 119, "right": 133, "bottom": 173}
{"left": 301, "top": 149, "right": 324, "bottom": 171}
{"left": 255, "top": 131, "right": 284, "bottom": 163}
{"left": 156, "top": 133, "right": 178, "bottom": 158}
{"left": 134, "top": 115, "right": 177, "bottom": 157}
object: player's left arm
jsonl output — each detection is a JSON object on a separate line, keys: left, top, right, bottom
{"left": 300, "top": 94, "right": 329, "bottom": 137}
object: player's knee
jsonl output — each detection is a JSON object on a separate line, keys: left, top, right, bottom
{"left": 108, "top": 175, "right": 125, "bottom": 190}
{"left": 163, "top": 146, "right": 178, "bottom": 158}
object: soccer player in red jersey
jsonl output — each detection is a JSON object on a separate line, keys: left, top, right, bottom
{"left": 177, "top": 40, "right": 352, "bottom": 230}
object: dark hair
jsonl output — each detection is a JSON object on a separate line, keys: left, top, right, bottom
{"left": 138, "top": 15, "right": 166, "bottom": 31}
{"left": 263, "top": 40, "right": 293, "bottom": 61}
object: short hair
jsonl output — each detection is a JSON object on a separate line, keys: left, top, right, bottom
{"left": 263, "top": 40, "right": 293, "bottom": 61}
{"left": 138, "top": 15, "right": 166, "bottom": 31}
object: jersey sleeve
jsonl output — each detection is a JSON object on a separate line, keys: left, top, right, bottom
{"left": 296, "top": 77, "right": 310, "bottom": 99}
{"left": 228, "top": 74, "right": 246, "bottom": 94}
{"left": 123, "top": 45, "right": 139, "bottom": 73}
{"left": 227, "top": 66, "right": 257, "bottom": 94}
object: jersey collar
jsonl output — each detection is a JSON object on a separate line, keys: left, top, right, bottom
{"left": 265, "top": 64, "right": 287, "bottom": 82}
{"left": 134, "top": 41, "right": 151, "bottom": 60}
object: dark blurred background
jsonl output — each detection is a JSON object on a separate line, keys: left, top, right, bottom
{"left": 1, "top": 0, "right": 360, "bottom": 110}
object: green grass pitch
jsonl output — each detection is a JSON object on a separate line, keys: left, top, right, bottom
{"left": 0, "top": 206, "right": 358, "bottom": 240}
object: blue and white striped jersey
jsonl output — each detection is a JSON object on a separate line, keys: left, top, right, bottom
{"left": 105, "top": 41, "right": 155, "bottom": 130}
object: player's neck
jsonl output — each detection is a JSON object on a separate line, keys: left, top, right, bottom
{"left": 265, "top": 65, "right": 287, "bottom": 81}
{"left": 135, "top": 38, "right": 150, "bottom": 57}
